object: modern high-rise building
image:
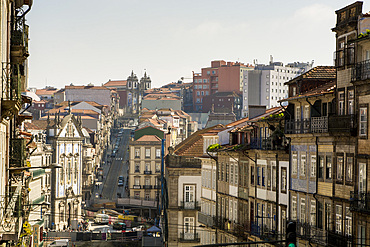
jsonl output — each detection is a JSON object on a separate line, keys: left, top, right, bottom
{"left": 242, "top": 58, "right": 313, "bottom": 118}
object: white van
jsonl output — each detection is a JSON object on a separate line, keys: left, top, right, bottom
{"left": 47, "top": 239, "right": 70, "bottom": 247}
{"left": 94, "top": 213, "right": 109, "bottom": 224}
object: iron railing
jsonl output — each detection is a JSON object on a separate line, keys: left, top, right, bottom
{"left": 350, "top": 191, "right": 370, "bottom": 213}
{"left": 328, "top": 114, "right": 356, "bottom": 134}
{"left": 179, "top": 232, "right": 199, "bottom": 242}
{"left": 250, "top": 137, "right": 287, "bottom": 150}
{"left": 352, "top": 59, "right": 370, "bottom": 82}
{"left": 296, "top": 221, "right": 328, "bottom": 246}
{"left": 9, "top": 138, "right": 27, "bottom": 167}
{"left": 144, "top": 170, "right": 152, "bottom": 175}
{"left": 285, "top": 116, "right": 333, "bottom": 134}
{"left": 179, "top": 201, "right": 200, "bottom": 210}
{"left": 142, "top": 185, "right": 152, "bottom": 189}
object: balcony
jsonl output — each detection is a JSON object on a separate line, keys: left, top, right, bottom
{"left": 144, "top": 170, "right": 152, "bottom": 175}
{"left": 143, "top": 185, "right": 152, "bottom": 189}
{"left": 10, "top": 138, "right": 27, "bottom": 167}
{"left": 1, "top": 63, "right": 23, "bottom": 120}
{"left": 179, "top": 232, "right": 200, "bottom": 242}
{"left": 296, "top": 222, "right": 327, "bottom": 246}
{"left": 250, "top": 137, "right": 287, "bottom": 150}
{"left": 285, "top": 117, "right": 329, "bottom": 134}
{"left": 328, "top": 114, "right": 356, "bottom": 134}
{"left": 334, "top": 48, "right": 355, "bottom": 69}
{"left": 327, "top": 230, "right": 353, "bottom": 247}
{"left": 351, "top": 59, "right": 370, "bottom": 82}
{"left": 350, "top": 191, "right": 370, "bottom": 213}
{"left": 11, "top": 18, "right": 29, "bottom": 65}
{"left": 198, "top": 212, "right": 215, "bottom": 227}
{"left": 179, "top": 201, "right": 200, "bottom": 210}
{"left": 133, "top": 185, "right": 141, "bottom": 189}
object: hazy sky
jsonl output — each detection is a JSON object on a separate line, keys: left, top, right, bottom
{"left": 27, "top": 0, "right": 370, "bottom": 89}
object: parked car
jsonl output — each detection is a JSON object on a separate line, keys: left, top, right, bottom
{"left": 113, "top": 220, "right": 126, "bottom": 230}
{"left": 47, "top": 239, "right": 71, "bottom": 247}
{"left": 118, "top": 176, "right": 124, "bottom": 186}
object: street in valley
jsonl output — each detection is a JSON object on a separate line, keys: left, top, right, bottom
{"left": 94, "top": 128, "right": 131, "bottom": 200}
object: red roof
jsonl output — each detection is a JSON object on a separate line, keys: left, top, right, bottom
{"left": 104, "top": 80, "right": 127, "bottom": 87}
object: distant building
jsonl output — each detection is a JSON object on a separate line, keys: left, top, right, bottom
{"left": 202, "top": 91, "right": 242, "bottom": 119}
{"left": 192, "top": 60, "right": 253, "bottom": 112}
{"left": 128, "top": 126, "right": 165, "bottom": 211}
{"left": 142, "top": 94, "right": 182, "bottom": 111}
{"left": 242, "top": 58, "right": 313, "bottom": 117}
{"left": 126, "top": 71, "right": 151, "bottom": 114}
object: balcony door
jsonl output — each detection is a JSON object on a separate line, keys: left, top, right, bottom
{"left": 184, "top": 185, "right": 195, "bottom": 209}
{"left": 184, "top": 217, "right": 195, "bottom": 240}
{"left": 359, "top": 162, "right": 367, "bottom": 210}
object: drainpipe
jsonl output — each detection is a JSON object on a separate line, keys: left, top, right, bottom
{"left": 275, "top": 153, "right": 279, "bottom": 236}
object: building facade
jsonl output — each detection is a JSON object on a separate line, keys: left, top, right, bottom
{"left": 47, "top": 113, "right": 84, "bottom": 231}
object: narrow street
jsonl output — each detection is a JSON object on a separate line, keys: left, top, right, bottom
{"left": 94, "top": 128, "right": 131, "bottom": 201}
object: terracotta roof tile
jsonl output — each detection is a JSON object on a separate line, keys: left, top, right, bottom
{"left": 285, "top": 66, "right": 336, "bottom": 85}
{"left": 136, "top": 135, "right": 162, "bottom": 142}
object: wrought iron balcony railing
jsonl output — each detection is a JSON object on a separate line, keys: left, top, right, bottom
{"left": 179, "top": 232, "right": 200, "bottom": 242}
{"left": 250, "top": 137, "right": 287, "bottom": 150}
{"left": 350, "top": 191, "right": 370, "bottom": 213}
{"left": 144, "top": 170, "right": 152, "bottom": 175}
{"left": 327, "top": 230, "right": 353, "bottom": 247}
{"left": 179, "top": 201, "right": 200, "bottom": 210}
{"left": 296, "top": 221, "right": 327, "bottom": 246}
{"left": 142, "top": 185, "right": 152, "bottom": 189}
{"left": 285, "top": 117, "right": 328, "bottom": 134}
{"left": 133, "top": 185, "right": 141, "bottom": 189}
{"left": 328, "top": 114, "right": 356, "bottom": 134}
{"left": 352, "top": 59, "right": 370, "bottom": 82}
{"left": 10, "top": 138, "right": 27, "bottom": 167}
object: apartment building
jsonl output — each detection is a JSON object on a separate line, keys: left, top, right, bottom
{"left": 333, "top": 2, "right": 370, "bottom": 246}
{"left": 241, "top": 59, "right": 313, "bottom": 118}
{"left": 165, "top": 154, "right": 202, "bottom": 247}
{"left": 192, "top": 60, "right": 253, "bottom": 112}
{"left": 281, "top": 66, "right": 350, "bottom": 246}
{"left": 129, "top": 127, "right": 164, "bottom": 202}
{"left": 0, "top": 0, "right": 36, "bottom": 245}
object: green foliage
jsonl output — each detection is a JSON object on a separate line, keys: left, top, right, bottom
{"left": 358, "top": 29, "right": 370, "bottom": 39}
{"left": 207, "top": 143, "right": 221, "bottom": 152}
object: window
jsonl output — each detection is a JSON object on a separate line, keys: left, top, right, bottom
{"left": 310, "top": 200, "right": 316, "bottom": 226}
{"left": 184, "top": 185, "right": 195, "bottom": 202}
{"left": 134, "top": 191, "right": 140, "bottom": 199}
{"left": 281, "top": 167, "right": 287, "bottom": 193}
{"left": 346, "top": 156, "right": 353, "bottom": 183}
{"left": 345, "top": 207, "right": 352, "bottom": 236}
{"left": 135, "top": 148, "right": 140, "bottom": 158}
{"left": 337, "top": 155, "right": 344, "bottom": 182}
{"left": 311, "top": 155, "right": 316, "bottom": 177}
{"left": 336, "top": 205, "right": 342, "bottom": 234}
{"left": 326, "top": 203, "right": 332, "bottom": 231}
{"left": 197, "top": 91, "right": 200, "bottom": 96}
{"left": 318, "top": 155, "right": 324, "bottom": 179}
{"left": 348, "top": 90, "right": 354, "bottom": 115}
{"left": 339, "top": 92, "right": 345, "bottom": 115}
{"left": 292, "top": 87, "right": 296, "bottom": 96}
{"left": 155, "top": 163, "right": 160, "bottom": 173}
{"left": 326, "top": 156, "right": 332, "bottom": 179}
{"left": 262, "top": 167, "right": 265, "bottom": 187}
{"left": 230, "top": 164, "right": 234, "bottom": 184}
{"left": 272, "top": 166, "right": 276, "bottom": 191}
{"left": 156, "top": 149, "right": 161, "bottom": 158}
{"left": 145, "top": 163, "right": 150, "bottom": 172}
{"left": 74, "top": 159, "right": 78, "bottom": 182}
{"left": 359, "top": 107, "right": 368, "bottom": 136}
{"left": 300, "top": 198, "right": 306, "bottom": 223}
{"left": 135, "top": 163, "right": 140, "bottom": 173}
{"left": 67, "top": 160, "right": 71, "bottom": 183}
{"left": 251, "top": 166, "right": 254, "bottom": 185}
{"left": 145, "top": 148, "right": 151, "bottom": 158}
{"left": 292, "top": 152, "right": 298, "bottom": 175}
{"left": 318, "top": 201, "right": 323, "bottom": 229}
{"left": 292, "top": 196, "right": 297, "bottom": 220}
{"left": 134, "top": 177, "right": 140, "bottom": 186}
{"left": 257, "top": 167, "right": 260, "bottom": 186}
{"left": 184, "top": 217, "right": 194, "bottom": 233}
{"left": 300, "top": 154, "right": 306, "bottom": 177}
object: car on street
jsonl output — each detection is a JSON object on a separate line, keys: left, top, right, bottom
{"left": 118, "top": 176, "right": 124, "bottom": 186}
{"left": 112, "top": 220, "right": 126, "bottom": 230}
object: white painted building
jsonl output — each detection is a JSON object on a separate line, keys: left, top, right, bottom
{"left": 242, "top": 59, "right": 313, "bottom": 117}
{"left": 47, "top": 113, "right": 84, "bottom": 230}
